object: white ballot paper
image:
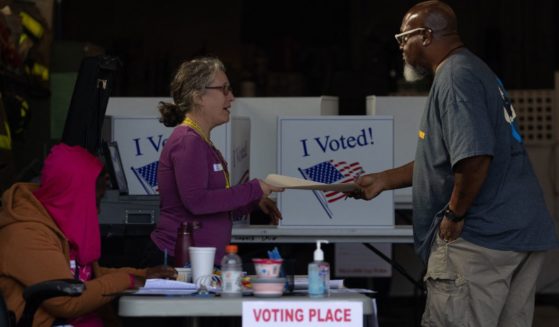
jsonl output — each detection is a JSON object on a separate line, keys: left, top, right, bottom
{"left": 264, "top": 174, "right": 358, "bottom": 192}
{"left": 133, "top": 279, "right": 198, "bottom": 295}
{"left": 293, "top": 275, "right": 345, "bottom": 290}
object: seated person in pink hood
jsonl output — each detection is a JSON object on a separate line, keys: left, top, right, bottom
{"left": 0, "top": 143, "right": 176, "bottom": 326}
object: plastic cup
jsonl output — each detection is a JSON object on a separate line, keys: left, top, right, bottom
{"left": 252, "top": 258, "right": 283, "bottom": 278}
{"left": 189, "top": 247, "right": 216, "bottom": 284}
{"left": 175, "top": 267, "right": 192, "bottom": 283}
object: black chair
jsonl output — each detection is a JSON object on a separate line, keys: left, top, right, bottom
{"left": 0, "top": 279, "right": 84, "bottom": 327}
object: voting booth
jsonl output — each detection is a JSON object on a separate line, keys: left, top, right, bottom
{"left": 365, "top": 96, "right": 427, "bottom": 280}
{"left": 231, "top": 97, "right": 339, "bottom": 180}
{"left": 103, "top": 97, "right": 339, "bottom": 195}
{"left": 102, "top": 97, "right": 250, "bottom": 196}
{"left": 366, "top": 95, "right": 427, "bottom": 207}
{"left": 276, "top": 116, "right": 394, "bottom": 228}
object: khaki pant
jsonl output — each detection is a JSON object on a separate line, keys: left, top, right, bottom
{"left": 422, "top": 234, "right": 545, "bottom": 327}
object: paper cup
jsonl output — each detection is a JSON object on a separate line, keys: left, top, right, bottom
{"left": 252, "top": 258, "right": 283, "bottom": 278}
{"left": 175, "top": 267, "right": 192, "bottom": 283}
{"left": 189, "top": 247, "right": 216, "bottom": 284}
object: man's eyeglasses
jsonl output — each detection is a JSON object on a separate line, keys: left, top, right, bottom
{"left": 205, "top": 84, "right": 233, "bottom": 96}
{"left": 394, "top": 27, "right": 430, "bottom": 46}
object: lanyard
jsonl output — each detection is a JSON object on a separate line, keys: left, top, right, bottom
{"left": 182, "top": 116, "right": 230, "bottom": 188}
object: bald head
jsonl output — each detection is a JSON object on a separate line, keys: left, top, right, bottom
{"left": 398, "top": 1, "right": 464, "bottom": 74}
{"left": 404, "top": 1, "right": 458, "bottom": 34}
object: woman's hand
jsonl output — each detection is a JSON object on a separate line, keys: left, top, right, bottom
{"left": 258, "top": 180, "right": 284, "bottom": 197}
{"left": 146, "top": 265, "right": 178, "bottom": 279}
{"left": 131, "top": 265, "right": 178, "bottom": 288}
{"left": 259, "top": 197, "right": 282, "bottom": 225}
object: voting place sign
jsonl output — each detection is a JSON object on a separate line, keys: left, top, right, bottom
{"left": 277, "top": 116, "right": 394, "bottom": 227}
{"left": 242, "top": 301, "right": 362, "bottom": 327}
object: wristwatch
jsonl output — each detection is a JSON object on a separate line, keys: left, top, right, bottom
{"left": 444, "top": 205, "right": 465, "bottom": 222}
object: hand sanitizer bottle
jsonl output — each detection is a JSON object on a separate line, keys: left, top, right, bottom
{"left": 308, "top": 240, "right": 330, "bottom": 297}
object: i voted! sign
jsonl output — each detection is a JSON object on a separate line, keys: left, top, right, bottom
{"left": 242, "top": 301, "right": 362, "bottom": 327}
{"left": 277, "top": 116, "right": 394, "bottom": 227}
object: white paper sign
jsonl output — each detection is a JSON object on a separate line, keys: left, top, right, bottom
{"left": 277, "top": 116, "right": 394, "bottom": 227}
{"left": 242, "top": 301, "right": 362, "bottom": 327}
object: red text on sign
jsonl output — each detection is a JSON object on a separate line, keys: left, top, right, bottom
{"left": 309, "top": 308, "right": 352, "bottom": 322}
{"left": 253, "top": 308, "right": 305, "bottom": 322}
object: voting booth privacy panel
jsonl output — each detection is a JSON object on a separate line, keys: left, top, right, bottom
{"left": 103, "top": 97, "right": 338, "bottom": 195}
{"left": 366, "top": 95, "right": 426, "bottom": 207}
{"left": 277, "top": 116, "right": 394, "bottom": 228}
{"left": 231, "top": 97, "right": 339, "bottom": 180}
{"left": 102, "top": 97, "right": 249, "bottom": 197}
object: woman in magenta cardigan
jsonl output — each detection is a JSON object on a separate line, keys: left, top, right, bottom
{"left": 146, "top": 57, "right": 283, "bottom": 266}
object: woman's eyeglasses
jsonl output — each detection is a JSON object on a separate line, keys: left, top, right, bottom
{"left": 205, "top": 84, "right": 233, "bottom": 96}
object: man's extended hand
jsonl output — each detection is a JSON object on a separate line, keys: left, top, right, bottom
{"left": 348, "top": 172, "right": 386, "bottom": 200}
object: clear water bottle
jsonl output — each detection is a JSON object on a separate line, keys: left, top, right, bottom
{"left": 221, "top": 244, "right": 243, "bottom": 297}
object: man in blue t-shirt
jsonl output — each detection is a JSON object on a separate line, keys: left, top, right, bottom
{"left": 353, "top": 1, "right": 558, "bottom": 325}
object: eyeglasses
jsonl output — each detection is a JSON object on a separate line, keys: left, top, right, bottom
{"left": 394, "top": 27, "right": 429, "bottom": 46}
{"left": 205, "top": 84, "right": 233, "bottom": 96}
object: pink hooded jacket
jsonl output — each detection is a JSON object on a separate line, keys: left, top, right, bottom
{"left": 0, "top": 144, "right": 146, "bottom": 326}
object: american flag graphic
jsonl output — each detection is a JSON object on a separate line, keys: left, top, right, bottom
{"left": 131, "top": 161, "right": 159, "bottom": 194}
{"left": 299, "top": 160, "right": 364, "bottom": 218}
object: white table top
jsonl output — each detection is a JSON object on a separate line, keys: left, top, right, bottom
{"left": 119, "top": 292, "right": 374, "bottom": 317}
{"left": 231, "top": 225, "right": 413, "bottom": 243}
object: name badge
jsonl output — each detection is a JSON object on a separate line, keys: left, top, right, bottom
{"left": 69, "top": 260, "right": 76, "bottom": 270}
{"left": 213, "top": 163, "right": 223, "bottom": 172}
